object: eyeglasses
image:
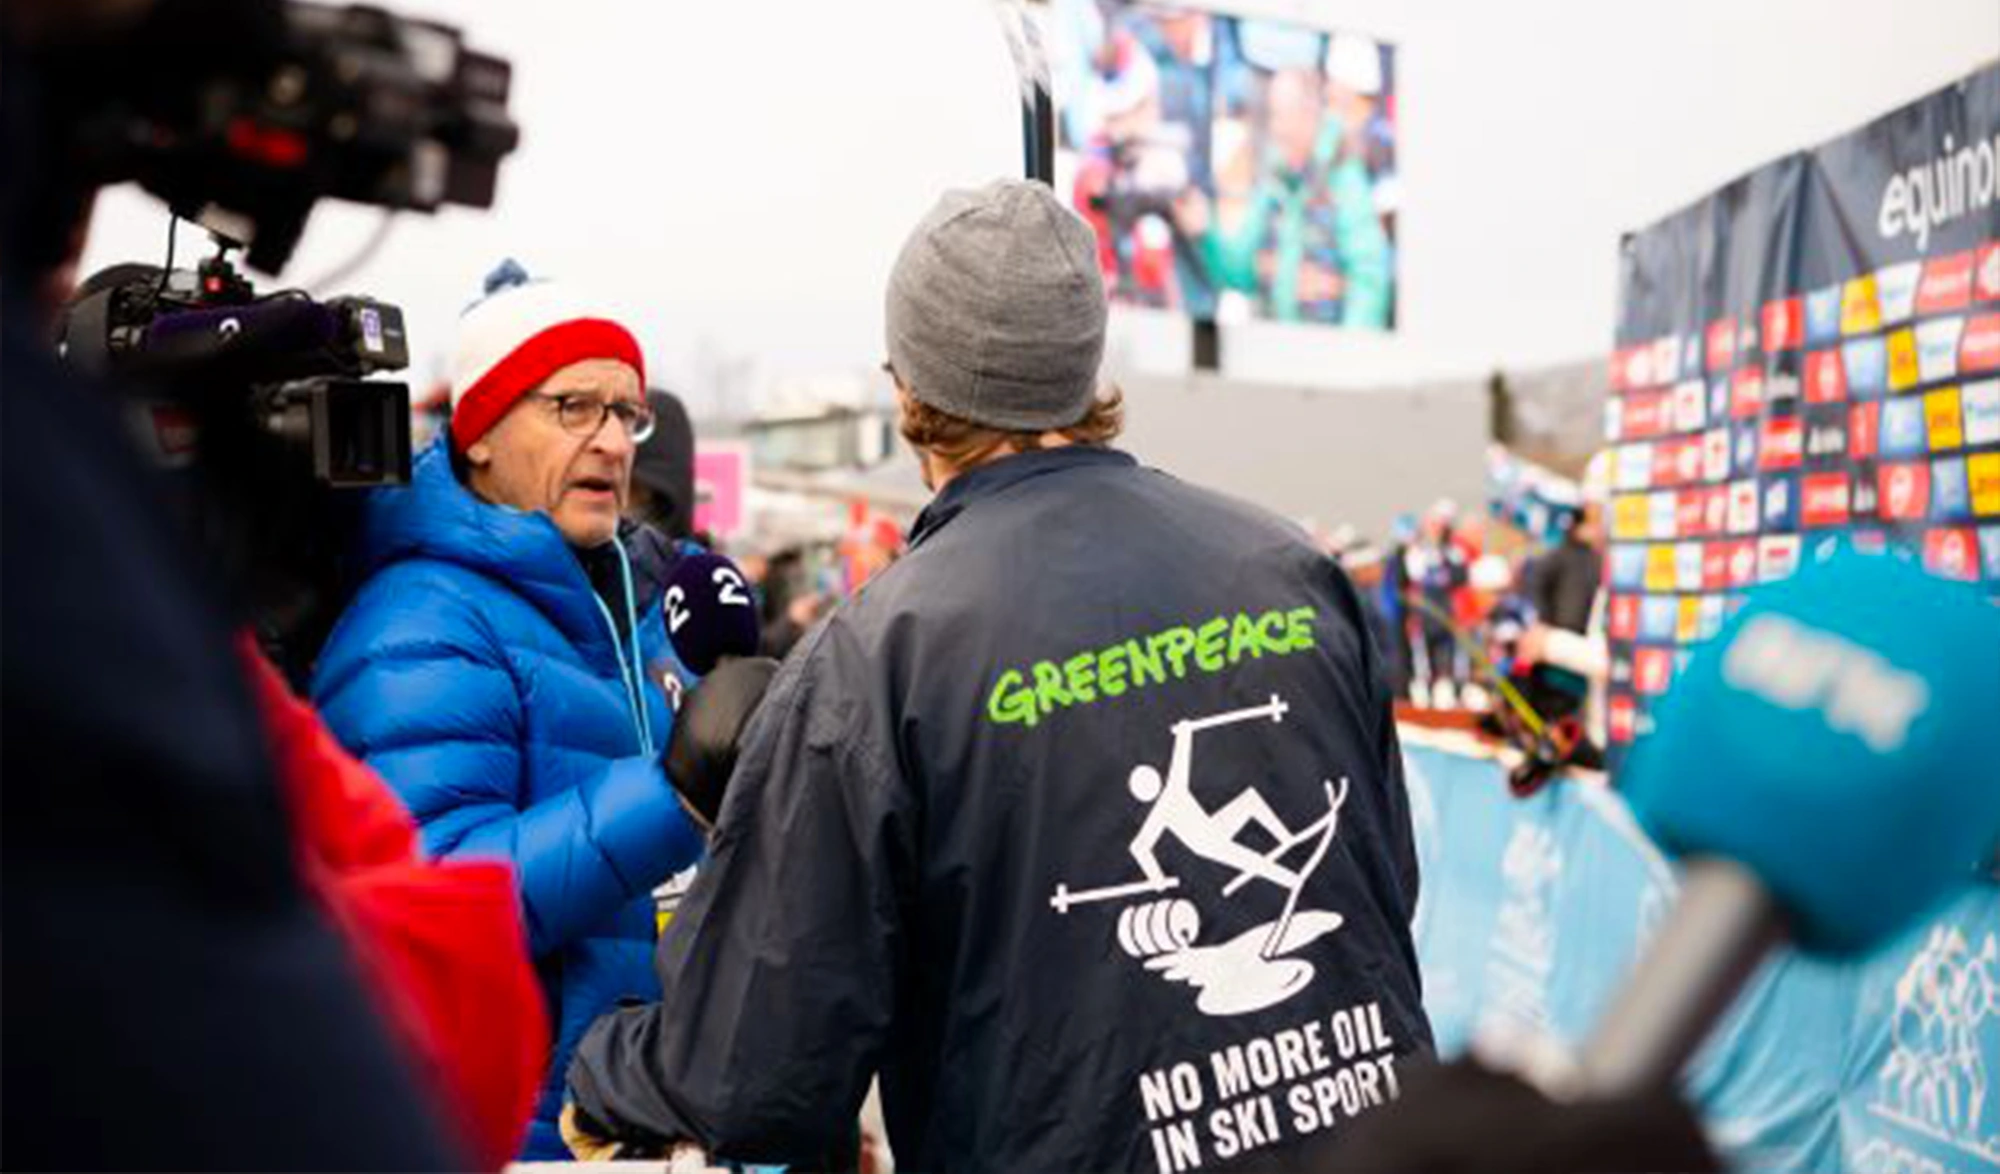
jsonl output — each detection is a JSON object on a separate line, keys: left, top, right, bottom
{"left": 534, "top": 392, "right": 656, "bottom": 443}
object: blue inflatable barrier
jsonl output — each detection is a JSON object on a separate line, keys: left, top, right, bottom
{"left": 1406, "top": 737, "right": 2000, "bottom": 1173}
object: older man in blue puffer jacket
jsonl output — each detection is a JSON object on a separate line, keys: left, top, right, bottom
{"left": 315, "top": 262, "right": 705, "bottom": 1160}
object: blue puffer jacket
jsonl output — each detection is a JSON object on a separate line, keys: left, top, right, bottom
{"left": 314, "top": 437, "right": 704, "bottom": 1160}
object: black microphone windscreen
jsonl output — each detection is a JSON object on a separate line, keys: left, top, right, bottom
{"left": 663, "top": 551, "right": 761, "bottom": 675}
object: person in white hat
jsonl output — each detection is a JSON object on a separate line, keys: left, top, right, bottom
{"left": 312, "top": 260, "right": 708, "bottom": 1160}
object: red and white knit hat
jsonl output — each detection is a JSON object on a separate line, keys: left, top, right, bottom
{"left": 449, "top": 260, "right": 646, "bottom": 451}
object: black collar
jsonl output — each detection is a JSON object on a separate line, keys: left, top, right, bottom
{"left": 908, "top": 446, "right": 1137, "bottom": 548}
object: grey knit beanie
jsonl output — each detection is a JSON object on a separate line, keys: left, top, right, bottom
{"left": 885, "top": 179, "right": 1108, "bottom": 431}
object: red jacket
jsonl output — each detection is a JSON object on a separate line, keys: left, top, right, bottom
{"left": 241, "top": 645, "right": 548, "bottom": 1168}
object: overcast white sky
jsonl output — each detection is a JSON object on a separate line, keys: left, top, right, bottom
{"left": 80, "top": 0, "right": 2000, "bottom": 413}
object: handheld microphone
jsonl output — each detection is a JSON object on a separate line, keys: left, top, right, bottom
{"left": 662, "top": 550, "right": 761, "bottom": 676}
{"left": 1578, "top": 547, "right": 2000, "bottom": 1097}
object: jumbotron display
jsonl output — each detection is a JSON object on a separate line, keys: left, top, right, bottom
{"left": 1054, "top": 0, "right": 1398, "bottom": 330}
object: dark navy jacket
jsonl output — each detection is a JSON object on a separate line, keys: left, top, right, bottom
{"left": 571, "top": 446, "right": 1431, "bottom": 1172}
{"left": 314, "top": 437, "right": 703, "bottom": 1159}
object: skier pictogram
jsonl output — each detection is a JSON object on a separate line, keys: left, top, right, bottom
{"left": 1050, "top": 694, "right": 1353, "bottom": 1015}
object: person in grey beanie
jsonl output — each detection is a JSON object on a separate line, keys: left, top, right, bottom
{"left": 566, "top": 179, "right": 1432, "bottom": 1173}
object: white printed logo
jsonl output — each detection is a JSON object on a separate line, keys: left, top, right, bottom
{"left": 1051, "top": 695, "right": 1351, "bottom": 1017}
{"left": 1722, "top": 614, "right": 1930, "bottom": 752}
{"left": 1877, "top": 132, "right": 2000, "bottom": 251}
{"left": 1869, "top": 927, "right": 2000, "bottom": 1165}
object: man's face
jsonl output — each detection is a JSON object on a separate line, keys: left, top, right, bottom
{"left": 1267, "top": 70, "right": 1322, "bottom": 169}
{"left": 466, "top": 357, "right": 643, "bottom": 548}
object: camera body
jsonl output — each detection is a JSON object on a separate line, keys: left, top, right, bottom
{"left": 26, "top": 0, "right": 520, "bottom": 679}
{"left": 65, "top": 249, "right": 414, "bottom": 489}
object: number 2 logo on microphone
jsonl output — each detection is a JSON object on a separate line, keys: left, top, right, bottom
{"left": 665, "top": 564, "right": 752, "bottom": 633}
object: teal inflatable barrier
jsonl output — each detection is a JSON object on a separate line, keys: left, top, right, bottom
{"left": 1405, "top": 738, "right": 2000, "bottom": 1174}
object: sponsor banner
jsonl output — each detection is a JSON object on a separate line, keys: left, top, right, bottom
{"left": 1923, "top": 526, "right": 1980, "bottom": 580}
{"left": 1644, "top": 544, "right": 1679, "bottom": 593}
{"left": 1915, "top": 250, "right": 1975, "bottom": 314}
{"left": 1931, "top": 456, "right": 1970, "bottom": 520}
{"left": 1801, "top": 471, "right": 1851, "bottom": 528}
{"left": 1702, "top": 427, "right": 1733, "bottom": 482}
{"left": 1623, "top": 389, "right": 1671, "bottom": 439}
{"left": 1674, "top": 541, "right": 1705, "bottom": 592}
{"left": 1608, "top": 593, "right": 1641, "bottom": 641}
{"left": 1961, "top": 378, "right": 2000, "bottom": 445}
{"left": 1977, "top": 242, "right": 2000, "bottom": 302}
{"left": 1757, "top": 533, "right": 1802, "bottom": 582}
{"left": 1671, "top": 379, "right": 1708, "bottom": 432}
{"left": 1610, "top": 544, "right": 1647, "bottom": 589}
{"left": 1639, "top": 594, "right": 1677, "bottom": 642}
{"left": 1706, "top": 318, "right": 1738, "bottom": 372}
{"left": 1634, "top": 646, "right": 1673, "bottom": 695}
{"left": 1923, "top": 386, "right": 1963, "bottom": 450}
{"left": 1850, "top": 401, "right": 1882, "bottom": 460}
{"left": 1703, "top": 484, "right": 1729, "bottom": 533}
{"left": 1969, "top": 452, "right": 2000, "bottom": 516}
{"left": 1615, "top": 443, "right": 1655, "bottom": 491}
{"left": 1730, "top": 368, "right": 1765, "bottom": 418}
{"left": 1804, "top": 283, "right": 1842, "bottom": 344}
{"left": 1762, "top": 297, "right": 1803, "bottom": 352}
{"left": 1881, "top": 397, "right": 1927, "bottom": 458}
{"left": 1879, "top": 461, "right": 1932, "bottom": 520}
{"left": 1676, "top": 489, "right": 1707, "bottom": 537}
{"left": 1727, "top": 479, "right": 1760, "bottom": 534}
{"left": 1804, "top": 348, "right": 1847, "bottom": 403}
{"left": 1852, "top": 464, "right": 1882, "bottom": 519}
{"left": 1649, "top": 489, "right": 1679, "bottom": 539}
{"left": 1675, "top": 596, "right": 1703, "bottom": 644}
{"left": 1612, "top": 493, "right": 1650, "bottom": 541}
{"left": 1841, "top": 275, "right": 1882, "bottom": 335}
{"left": 1886, "top": 327, "right": 1921, "bottom": 392}
{"left": 1758, "top": 415, "right": 1803, "bottom": 470}
{"left": 1803, "top": 405, "right": 1850, "bottom": 462}
{"left": 1844, "top": 337, "right": 1889, "bottom": 397}
{"left": 1609, "top": 63, "right": 1999, "bottom": 774}
{"left": 1875, "top": 259, "right": 1922, "bottom": 325}
{"left": 1761, "top": 473, "right": 1799, "bottom": 531}
{"left": 1726, "top": 538, "right": 1759, "bottom": 587}
{"left": 1701, "top": 542, "right": 1730, "bottom": 590}
{"left": 1961, "top": 312, "right": 2000, "bottom": 373}
{"left": 1915, "top": 316, "right": 1964, "bottom": 384}
{"left": 1698, "top": 595, "right": 1727, "bottom": 641}
{"left": 1732, "top": 420, "right": 1761, "bottom": 477}
{"left": 1607, "top": 694, "right": 1637, "bottom": 743}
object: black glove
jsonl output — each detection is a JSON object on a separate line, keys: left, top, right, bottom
{"left": 662, "top": 656, "right": 778, "bottom": 831}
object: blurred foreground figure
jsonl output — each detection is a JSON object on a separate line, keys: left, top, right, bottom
{"left": 569, "top": 180, "right": 1432, "bottom": 1172}
{"left": 3, "top": 1, "right": 542, "bottom": 1165}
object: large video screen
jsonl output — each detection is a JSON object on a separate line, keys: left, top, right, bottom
{"left": 1053, "top": 0, "right": 1398, "bottom": 330}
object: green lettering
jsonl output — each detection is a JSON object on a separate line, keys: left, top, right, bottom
{"left": 1228, "top": 612, "right": 1264, "bottom": 662}
{"left": 1098, "top": 643, "right": 1129, "bottom": 697}
{"left": 1063, "top": 651, "right": 1098, "bottom": 704}
{"left": 1032, "top": 660, "right": 1073, "bottom": 714}
{"left": 1285, "top": 606, "right": 1317, "bottom": 652}
{"left": 1258, "top": 609, "right": 1290, "bottom": 653}
{"left": 1128, "top": 636, "right": 1166, "bottom": 687}
{"left": 986, "top": 669, "right": 1039, "bottom": 727}
{"left": 1156, "top": 627, "right": 1197, "bottom": 678}
{"left": 1194, "top": 616, "right": 1229, "bottom": 672}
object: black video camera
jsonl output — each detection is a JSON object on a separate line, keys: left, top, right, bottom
{"left": 64, "top": 247, "right": 413, "bottom": 489}
{"left": 27, "top": 0, "right": 519, "bottom": 679}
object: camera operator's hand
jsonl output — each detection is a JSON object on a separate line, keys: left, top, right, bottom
{"left": 662, "top": 656, "right": 779, "bottom": 832}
